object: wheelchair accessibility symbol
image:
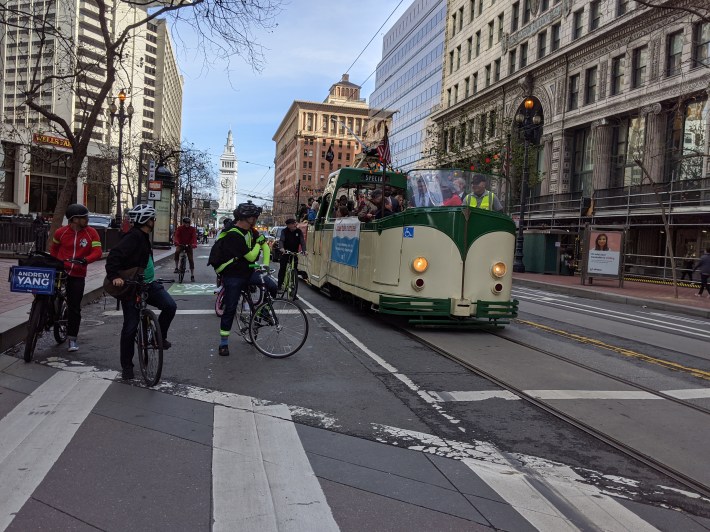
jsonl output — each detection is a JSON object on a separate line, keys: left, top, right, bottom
{"left": 403, "top": 226, "right": 414, "bottom": 238}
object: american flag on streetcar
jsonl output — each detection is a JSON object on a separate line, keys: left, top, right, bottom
{"left": 377, "top": 126, "right": 391, "bottom": 167}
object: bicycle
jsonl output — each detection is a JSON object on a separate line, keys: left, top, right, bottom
{"left": 11, "top": 252, "right": 83, "bottom": 362}
{"left": 123, "top": 276, "right": 174, "bottom": 386}
{"left": 234, "top": 265, "right": 309, "bottom": 358}
{"left": 176, "top": 244, "right": 190, "bottom": 283}
{"left": 214, "top": 274, "right": 264, "bottom": 318}
{"left": 278, "top": 250, "right": 300, "bottom": 301}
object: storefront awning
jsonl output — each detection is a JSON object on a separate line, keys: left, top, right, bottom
{"left": 0, "top": 201, "right": 21, "bottom": 211}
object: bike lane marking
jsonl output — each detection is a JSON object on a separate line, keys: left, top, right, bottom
{"left": 168, "top": 283, "right": 218, "bottom": 296}
{"left": 0, "top": 370, "right": 113, "bottom": 530}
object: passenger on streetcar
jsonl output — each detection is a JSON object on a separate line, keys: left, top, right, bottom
{"left": 358, "top": 189, "right": 384, "bottom": 222}
{"left": 463, "top": 174, "right": 503, "bottom": 211}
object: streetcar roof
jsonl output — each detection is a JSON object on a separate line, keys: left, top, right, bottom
{"left": 328, "top": 167, "right": 407, "bottom": 190}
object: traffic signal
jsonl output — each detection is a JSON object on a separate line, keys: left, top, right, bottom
{"left": 211, "top": 209, "right": 217, "bottom": 217}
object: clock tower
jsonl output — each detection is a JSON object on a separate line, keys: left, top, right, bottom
{"left": 217, "top": 129, "right": 237, "bottom": 221}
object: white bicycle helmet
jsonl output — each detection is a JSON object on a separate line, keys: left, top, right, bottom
{"left": 128, "top": 204, "right": 156, "bottom": 225}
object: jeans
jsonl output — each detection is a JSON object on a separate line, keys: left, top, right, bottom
{"left": 120, "top": 282, "right": 177, "bottom": 372}
{"left": 219, "top": 271, "right": 277, "bottom": 339}
{"left": 174, "top": 246, "right": 195, "bottom": 271}
{"left": 65, "top": 275, "right": 85, "bottom": 338}
{"left": 699, "top": 274, "right": 709, "bottom": 295}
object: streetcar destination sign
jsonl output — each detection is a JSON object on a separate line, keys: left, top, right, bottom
{"left": 362, "top": 174, "right": 389, "bottom": 183}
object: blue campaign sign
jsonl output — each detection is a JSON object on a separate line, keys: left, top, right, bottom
{"left": 10, "top": 266, "right": 56, "bottom": 295}
{"left": 403, "top": 226, "right": 415, "bottom": 238}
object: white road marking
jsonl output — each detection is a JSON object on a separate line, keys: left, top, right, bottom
{"left": 212, "top": 402, "right": 338, "bottom": 531}
{"left": 437, "top": 389, "right": 710, "bottom": 401}
{"left": 0, "top": 370, "right": 112, "bottom": 530}
{"left": 516, "top": 296, "right": 710, "bottom": 339}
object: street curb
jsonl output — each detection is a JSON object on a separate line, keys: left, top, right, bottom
{"left": 0, "top": 254, "right": 174, "bottom": 353}
{"left": 514, "top": 278, "right": 710, "bottom": 319}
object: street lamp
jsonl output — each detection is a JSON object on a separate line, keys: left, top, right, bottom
{"left": 108, "top": 89, "right": 134, "bottom": 225}
{"left": 512, "top": 97, "right": 542, "bottom": 273}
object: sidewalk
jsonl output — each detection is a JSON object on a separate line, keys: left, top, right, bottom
{"left": 0, "top": 248, "right": 175, "bottom": 351}
{"left": 513, "top": 272, "right": 710, "bottom": 318}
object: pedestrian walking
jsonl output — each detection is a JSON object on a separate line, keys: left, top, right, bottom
{"left": 692, "top": 247, "right": 710, "bottom": 297}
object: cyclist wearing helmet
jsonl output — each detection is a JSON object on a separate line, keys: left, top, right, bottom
{"left": 215, "top": 201, "right": 276, "bottom": 357}
{"left": 173, "top": 216, "right": 197, "bottom": 281}
{"left": 106, "top": 204, "right": 177, "bottom": 380}
{"left": 49, "top": 203, "right": 103, "bottom": 352}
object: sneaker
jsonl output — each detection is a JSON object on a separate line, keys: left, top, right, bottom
{"left": 695, "top": 293, "right": 702, "bottom": 297}
{"left": 67, "top": 339, "right": 79, "bottom": 352}
{"left": 218, "top": 345, "right": 229, "bottom": 357}
{"left": 121, "top": 369, "right": 135, "bottom": 380}
{"left": 162, "top": 339, "right": 171, "bottom": 349}
{"left": 191, "top": 275, "right": 195, "bottom": 282}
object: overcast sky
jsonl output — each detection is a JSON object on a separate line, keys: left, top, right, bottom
{"left": 176, "top": 0, "right": 411, "bottom": 209}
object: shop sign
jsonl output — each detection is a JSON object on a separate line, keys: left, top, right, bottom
{"left": 32, "top": 133, "right": 72, "bottom": 150}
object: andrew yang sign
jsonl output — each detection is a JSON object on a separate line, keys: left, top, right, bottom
{"left": 10, "top": 267, "right": 56, "bottom": 295}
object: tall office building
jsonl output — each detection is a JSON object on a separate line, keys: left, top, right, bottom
{"left": 217, "top": 129, "right": 237, "bottom": 222}
{"left": 272, "top": 74, "right": 371, "bottom": 224}
{"left": 369, "top": 0, "right": 447, "bottom": 171}
{"left": 0, "top": 1, "right": 183, "bottom": 216}
{"left": 436, "top": 0, "right": 710, "bottom": 277}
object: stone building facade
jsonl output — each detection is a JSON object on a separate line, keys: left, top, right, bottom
{"left": 434, "top": 0, "right": 710, "bottom": 277}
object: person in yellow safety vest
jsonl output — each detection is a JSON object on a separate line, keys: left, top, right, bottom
{"left": 463, "top": 174, "right": 504, "bottom": 211}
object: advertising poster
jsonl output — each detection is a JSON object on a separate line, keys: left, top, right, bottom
{"left": 331, "top": 217, "right": 360, "bottom": 267}
{"left": 153, "top": 195, "right": 171, "bottom": 245}
{"left": 586, "top": 230, "right": 622, "bottom": 276}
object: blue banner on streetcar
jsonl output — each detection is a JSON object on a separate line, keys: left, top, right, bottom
{"left": 9, "top": 266, "right": 56, "bottom": 295}
{"left": 331, "top": 218, "right": 360, "bottom": 267}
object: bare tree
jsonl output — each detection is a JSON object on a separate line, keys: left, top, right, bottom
{"left": 632, "top": 0, "right": 710, "bottom": 23}
{"left": 0, "top": 0, "right": 282, "bottom": 234}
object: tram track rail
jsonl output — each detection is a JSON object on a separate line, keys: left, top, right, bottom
{"left": 399, "top": 325, "right": 710, "bottom": 501}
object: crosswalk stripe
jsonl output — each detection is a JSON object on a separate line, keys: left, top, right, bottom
{"left": 212, "top": 402, "right": 338, "bottom": 532}
{"left": 0, "top": 371, "right": 111, "bottom": 530}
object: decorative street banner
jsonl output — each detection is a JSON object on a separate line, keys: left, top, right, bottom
{"left": 331, "top": 217, "right": 360, "bottom": 267}
{"left": 586, "top": 230, "right": 622, "bottom": 276}
{"left": 9, "top": 266, "right": 56, "bottom": 295}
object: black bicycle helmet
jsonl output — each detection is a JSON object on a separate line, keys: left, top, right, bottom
{"left": 182, "top": 217, "right": 191, "bottom": 224}
{"left": 234, "top": 201, "right": 262, "bottom": 220}
{"left": 66, "top": 203, "right": 89, "bottom": 221}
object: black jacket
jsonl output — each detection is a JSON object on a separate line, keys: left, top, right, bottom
{"left": 105, "top": 227, "right": 152, "bottom": 280}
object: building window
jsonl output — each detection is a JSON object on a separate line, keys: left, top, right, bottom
{"left": 617, "top": 0, "right": 629, "bottom": 16}
{"left": 612, "top": 117, "right": 645, "bottom": 187}
{"left": 666, "top": 31, "right": 683, "bottom": 76}
{"left": 478, "top": 0, "right": 483, "bottom": 16}
{"left": 473, "top": 73, "right": 478, "bottom": 94}
{"left": 509, "top": 48, "right": 517, "bottom": 75}
{"left": 470, "top": 0, "right": 475, "bottom": 21}
{"left": 523, "top": 0, "right": 531, "bottom": 24}
{"left": 572, "top": 9, "right": 583, "bottom": 40}
{"left": 447, "top": 88, "right": 452, "bottom": 107}
{"left": 632, "top": 45, "right": 648, "bottom": 88}
{"left": 693, "top": 22, "right": 710, "bottom": 68}
{"left": 551, "top": 23, "right": 561, "bottom": 51}
{"left": 465, "top": 77, "right": 470, "bottom": 97}
{"left": 568, "top": 74, "right": 580, "bottom": 110}
{"left": 541, "top": 0, "right": 549, "bottom": 12}
{"left": 488, "top": 21, "right": 494, "bottom": 48}
{"left": 572, "top": 127, "right": 594, "bottom": 193}
{"left": 485, "top": 64, "right": 491, "bottom": 87}
{"left": 457, "top": 45, "right": 461, "bottom": 69}
{"left": 449, "top": 51, "right": 454, "bottom": 74}
{"left": 494, "top": 58, "right": 501, "bottom": 81}
{"left": 459, "top": 7, "right": 464, "bottom": 31}
{"left": 520, "top": 42, "right": 528, "bottom": 68}
{"left": 454, "top": 84, "right": 459, "bottom": 103}
{"left": 584, "top": 66, "right": 598, "bottom": 104}
{"left": 511, "top": 2, "right": 519, "bottom": 32}
{"left": 589, "top": 1, "right": 601, "bottom": 30}
{"left": 610, "top": 55, "right": 625, "bottom": 96}
{"left": 475, "top": 31, "right": 481, "bottom": 56}
{"left": 452, "top": 13, "right": 457, "bottom": 36}
{"left": 498, "top": 14, "right": 504, "bottom": 42}
{"left": 538, "top": 31, "right": 547, "bottom": 58}
{"left": 666, "top": 98, "right": 707, "bottom": 182}
{"left": 467, "top": 37, "right": 473, "bottom": 61}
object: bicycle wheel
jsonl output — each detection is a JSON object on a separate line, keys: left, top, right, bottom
{"left": 136, "top": 309, "right": 163, "bottom": 386}
{"left": 250, "top": 299, "right": 308, "bottom": 358}
{"left": 215, "top": 287, "right": 225, "bottom": 317}
{"left": 53, "top": 296, "right": 68, "bottom": 344}
{"left": 24, "top": 297, "right": 48, "bottom": 362}
{"left": 178, "top": 254, "right": 186, "bottom": 283}
{"left": 236, "top": 293, "right": 254, "bottom": 344}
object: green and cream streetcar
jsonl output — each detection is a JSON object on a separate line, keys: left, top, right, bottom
{"left": 303, "top": 167, "right": 518, "bottom": 327}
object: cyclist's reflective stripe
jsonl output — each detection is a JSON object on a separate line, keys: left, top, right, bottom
{"left": 220, "top": 329, "right": 230, "bottom": 337}
{"left": 91, "top": 241, "right": 101, "bottom": 247}
{"left": 0, "top": 371, "right": 112, "bottom": 530}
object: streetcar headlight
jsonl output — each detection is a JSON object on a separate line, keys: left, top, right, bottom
{"left": 491, "top": 262, "right": 507, "bottom": 278}
{"left": 412, "top": 257, "right": 428, "bottom": 273}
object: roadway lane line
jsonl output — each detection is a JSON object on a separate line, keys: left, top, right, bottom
{"left": 438, "top": 389, "right": 710, "bottom": 401}
{"left": 0, "top": 371, "right": 112, "bottom": 530}
{"left": 212, "top": 403, "right": 338, "bottom": 532}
